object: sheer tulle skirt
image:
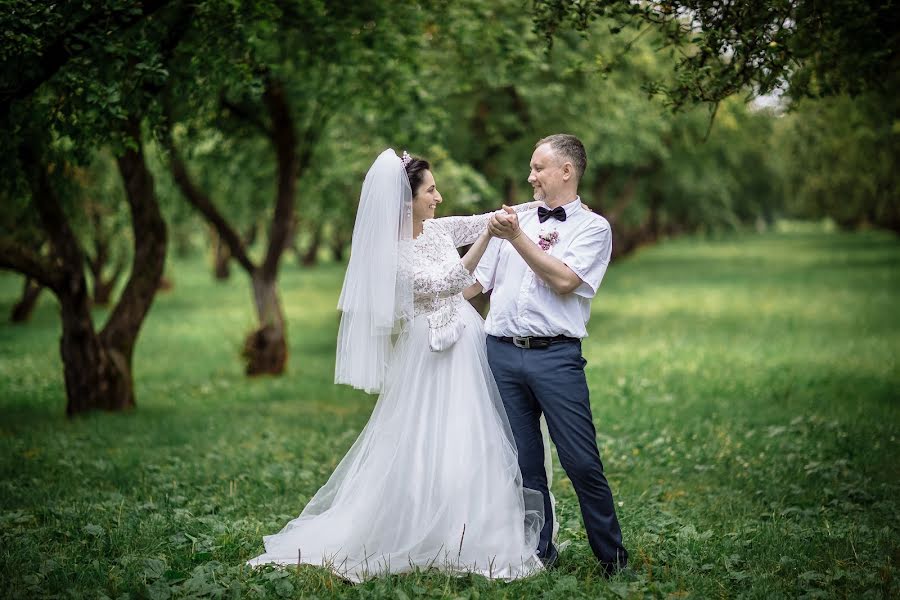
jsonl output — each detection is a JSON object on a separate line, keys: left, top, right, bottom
{"left": 247, "top": 301, "right": 544, "bottom": 582}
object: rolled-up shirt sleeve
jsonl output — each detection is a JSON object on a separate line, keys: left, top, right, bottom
{"left": 558, "top": 219, "right": 612, "bottom": 298}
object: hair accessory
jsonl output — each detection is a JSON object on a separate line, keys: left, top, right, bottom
{"left": 400, "top": 151, "right": 413, "bottom": 167}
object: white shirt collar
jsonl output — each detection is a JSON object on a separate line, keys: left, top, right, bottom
{"left": 539, "top": 196, "right": 582, "bottom": 218}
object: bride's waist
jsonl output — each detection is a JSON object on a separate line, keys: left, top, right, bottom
{"left": 413, "top": 295, "right": 465, "bottom": 316}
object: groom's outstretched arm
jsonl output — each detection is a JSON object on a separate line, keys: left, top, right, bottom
{"left": 488, "top": 206, "right": 583, "bottom": 295}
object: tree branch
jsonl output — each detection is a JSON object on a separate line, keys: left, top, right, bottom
{"left": 162, "top": 128, "right": 257, "bottom": 275}
{"left": 0, "top": 237, "right": 62, "bottom": 292}
{"left": 1, "top": 0, "right": 174, "bottom": 116}
{"left": 220, "top": 96, "right": 273, "bottom": 138}
{"left": 260, "top": 77, "right": 298, "bottom": 280}
{"left": 101, "top": 118, "right": 167, "bottom": 357}
{"left": 19, "top": 141, "right": 89, "bottom": 295}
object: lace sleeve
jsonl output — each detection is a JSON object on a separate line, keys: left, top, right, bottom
{"left": 414, "top": 259, "right": 476, "bottom": 298}
{"left": 434, "top": 201, "right": 541, "bottom": 247}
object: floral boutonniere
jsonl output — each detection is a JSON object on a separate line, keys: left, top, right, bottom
{"left": 537, "top": 230, "right": 559, "bottom": 252}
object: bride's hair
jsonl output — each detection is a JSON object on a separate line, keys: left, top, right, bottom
{"left": 404, "top": 156, "right": 430, "bottom": 196}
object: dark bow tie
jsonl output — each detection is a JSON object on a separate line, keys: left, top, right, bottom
{"left": 537, "top": 206, "right": 567, "bottom": 223}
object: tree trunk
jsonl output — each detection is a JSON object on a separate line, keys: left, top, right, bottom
{"left": 330, "top": 230, "right": 347, "bottom": 262}
{"left": 59, "top": 279, "right": 134, "bottom": 416}
{"left": 100, "top": 120, "right": 168, "bottom": 367}
{"left": 259, "top": 78, "right": 298, "bottom": 279}
{"left": 239, "top": 77, "right": 299, "bottom": 375}
{"left": 301, "top": 225, "right": 321, "bottom": 267}
{"left": 21, "top": 142, "right": 138, "bottom": 416}
{"left": 243, "top": 272, "right": 287, "bottom": 375}
{"left": 611, "top": 192, "right": 664, "bottom": 259}
{"left": 166, "top": 76, "right": 311, "bottom": 376}
{"left": 10, "top": 278, "right": 43, "bottom": 323}
{"left": 210, "top": 228, "right": 231, "bottom": 279}
{"left": 93, "top": 276, "right": 116, "bottom": 305}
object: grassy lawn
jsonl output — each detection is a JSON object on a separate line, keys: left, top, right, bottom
{"left": 1, "top": 229, "right": 897, "bottom": 599}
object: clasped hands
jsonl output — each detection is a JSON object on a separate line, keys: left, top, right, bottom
{"left": 487, "top": 205, "right": 522, "bottom": 241}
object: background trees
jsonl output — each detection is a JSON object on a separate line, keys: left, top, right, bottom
{"left": 530, "top": 0, "right": 899, "bottom": 107}
{"left": 773, "top": 93, "right": 900, "bottom": 232}
{"left": 1, "top": 0, "right": 893, "bottom": 415}
{"left": 0, "top": 1, "right": 177, "bottom": 415}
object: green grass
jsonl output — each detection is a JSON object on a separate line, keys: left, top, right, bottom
{"left": 1, "top": 229, "right": 898, "bottom": 599}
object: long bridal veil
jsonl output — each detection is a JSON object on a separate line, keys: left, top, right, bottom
{"left": 334, "top": 149, "right": 413, "bottom": 394}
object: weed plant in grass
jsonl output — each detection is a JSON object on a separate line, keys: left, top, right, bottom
{"left": 1, "top": 230, "right": 897, "bottom": 599}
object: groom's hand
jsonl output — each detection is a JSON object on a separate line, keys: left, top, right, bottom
{"left": 488, "top": 206, "right": 521, "bottom": 240}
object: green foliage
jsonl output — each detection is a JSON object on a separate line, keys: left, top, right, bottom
{"left": 1, "top": 229, "right": 898, "bottom": 598}
{"left": 774, "top": 93, "right": 900, "bottom": 231}
{"left": 1, "top": 0, "right": 893, "bottom": 275}
{"left": 410, "top": 7, "right": 781, "bottom": 246}
{"left": 531, "top": 0, "right": 899, "bottom": 108}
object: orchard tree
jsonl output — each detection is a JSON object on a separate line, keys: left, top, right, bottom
{"left": 0, "top": 1, "right": 191, "bottom": 415}
{"left": 159, "top": 0, "right": 428, "bottom": 374}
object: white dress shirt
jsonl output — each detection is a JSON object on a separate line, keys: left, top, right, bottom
{"left": 475, "top": 196, "right": 612, "bottom": 339}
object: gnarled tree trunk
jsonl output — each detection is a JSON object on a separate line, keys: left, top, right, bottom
{"left": 7, "top": 122, "right": 167, "bottom": 417}
{"left": 243, "top": 272, "right": 287, "bottom": 374}
{"left": 101, "top": 121, "right": 168, "bottom": 381}
{"left": 58, "top": 272, "right": 133, "bottom": 415}
{"left": 165, "top": 76, "right": 310, "bottom": 376}
{"left": 242, "top": 78, "right": 297, "bottom": 374}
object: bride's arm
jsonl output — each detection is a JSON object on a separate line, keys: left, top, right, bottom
{"left": 458, "top": 230, "right": 494, "bottom": 299}
{"left": 435, "top": 201, "right": 540, "bottom": 247}
{"left": 459, "top": 229, "right": 492, "bottom": 273}
{"left": 413, "top": 229, "right": 494, "bottom": 300}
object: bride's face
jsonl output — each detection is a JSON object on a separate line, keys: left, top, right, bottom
{"left": 412, "top": 169, "right": 443, "bottom": 222}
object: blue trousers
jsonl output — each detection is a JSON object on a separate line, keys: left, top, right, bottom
{"left": 486, "top": 336, "right": 628, "bottom": 571}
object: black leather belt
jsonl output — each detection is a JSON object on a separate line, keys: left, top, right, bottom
{"left": 490, "top": 334, "right": 578, "bottom": 349}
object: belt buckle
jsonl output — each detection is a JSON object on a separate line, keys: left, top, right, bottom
{"left": 513, "top": 336, "right": 531, "bottom": 349}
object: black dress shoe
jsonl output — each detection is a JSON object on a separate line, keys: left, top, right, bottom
{"left": 539, "top": 543, "right": 559, "bottom": 569}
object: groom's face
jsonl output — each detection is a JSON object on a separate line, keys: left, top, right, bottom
{"left": 528, "top": 143, "right": 565, "bottom": 203}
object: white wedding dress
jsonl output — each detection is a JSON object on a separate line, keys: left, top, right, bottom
{"left": 247, "top": 210, "right": 545, "bottom": 582}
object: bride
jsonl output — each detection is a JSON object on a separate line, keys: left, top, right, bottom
{"left": 247, "top": 149, "right": 546, "bottom": 582}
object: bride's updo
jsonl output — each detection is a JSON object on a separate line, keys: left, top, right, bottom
{"left": 404, "top": 156, "right": 430, "bottom": 196}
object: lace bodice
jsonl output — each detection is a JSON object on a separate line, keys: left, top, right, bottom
{"left": 408, "top": 221, "right": 476, "bottom": 318}
{"left": 399, "top": 203, "right": 538, "bottom": 351}
{"left": 407, "top": 202, "right": 540, "bottom": 317}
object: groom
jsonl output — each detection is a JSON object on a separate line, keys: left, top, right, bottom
{"left": 474, "top": 134, "right": 628, "bottom": 574}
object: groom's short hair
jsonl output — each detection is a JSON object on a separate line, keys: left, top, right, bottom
{"left": 536, "top": 134, "right": 587, "bottom": 181}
